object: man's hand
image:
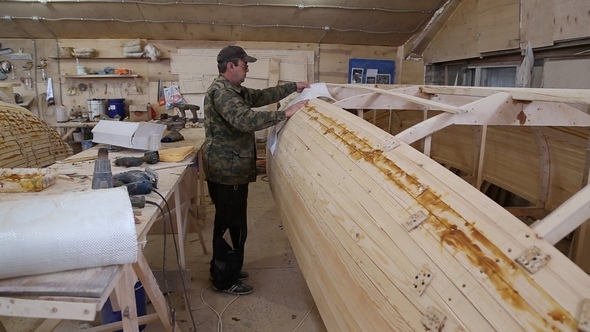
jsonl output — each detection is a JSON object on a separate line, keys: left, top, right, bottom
{"left": 296, "top": 81, "right": 311, "bottom": 93}
{"left": 285, "top": 99, "right": 309, "bottom": 118}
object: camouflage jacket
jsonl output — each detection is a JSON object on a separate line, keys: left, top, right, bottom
{"left": 203, "top": 75, "right": 297, "bottom": 185}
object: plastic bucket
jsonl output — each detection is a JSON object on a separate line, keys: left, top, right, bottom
{"left": 81, "top": 140, "right": 93, "bottom": 150}
{"left": 108, "top": 98, "right": 126, "bottom": 120}
{"left": 88, "top": 99, "right": 107, "bottom": 121}
{"left": 100, "top": 281, "right": 147, "bottom": 332}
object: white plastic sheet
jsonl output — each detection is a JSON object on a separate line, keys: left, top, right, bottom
{"left": 0, "top": 187, "right": 138, "bottom": 279}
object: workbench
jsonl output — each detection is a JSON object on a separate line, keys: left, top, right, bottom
{"left": 50, "top": 121, "right": 98, "bottom": 140}
{"left": 0, "top": 126, "right": 206, "bottom": 332}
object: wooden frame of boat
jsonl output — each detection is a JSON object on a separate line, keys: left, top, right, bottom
{"left": 1, "top": 101, "right": 73, "bottom": 168}
{"left": 268, "top": 84, "right": 590, "bottom": 331}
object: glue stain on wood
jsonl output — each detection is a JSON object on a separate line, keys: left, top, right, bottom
{"left": 305, "top": 106, "right": 575, "bottom": 330}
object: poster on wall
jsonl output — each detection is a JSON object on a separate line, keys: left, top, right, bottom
{"left": 348, "top": 58, "right": 395, "bottom": 84}
{"left": 351, "top": 68, "right": 363, "bottom": 84}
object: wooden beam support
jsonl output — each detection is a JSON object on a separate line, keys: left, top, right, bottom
{"left": 329, "top": 84, "right": 463, "bottom": 113}
{"left": 421, "top": 85, "right": 590, "bottom": 104}
{"left": 531, "top": 184, "right": 590, "bottom": 245}
{"left": 531, "top": 127, "right": 550, "bottom": 206}
{"left": 505, "top": 207, "right": 548, "bottom": 218}
{"left": 475, "top": 125, "right": 488, "bottom": 190}
{"left": 396, "top": 92, "right": 511, "bottom": 144}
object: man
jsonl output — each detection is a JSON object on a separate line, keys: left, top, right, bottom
{"left": 203, "top": 45, "right": 310, "bottom": 295}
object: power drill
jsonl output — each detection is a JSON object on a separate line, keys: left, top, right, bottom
{"left": 114, "top": 151, "right": 160, "bottom": 168}
{"left": 113, "top": 168, "right": 158, "bottom": 196}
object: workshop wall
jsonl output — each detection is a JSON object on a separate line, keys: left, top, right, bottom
{"left": 0, "top": 38, "right": 396, "bottom": 124}
{"left": 423, "top": 0, "right": 590, "bottom": 64}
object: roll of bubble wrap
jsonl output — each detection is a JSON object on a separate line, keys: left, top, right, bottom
{"left": 0, "top": 187, "right": 138, "bottom": 279}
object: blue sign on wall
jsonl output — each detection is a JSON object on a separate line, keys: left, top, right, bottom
{"left": 348, "top": 58, "right": 395, "bottom": 84}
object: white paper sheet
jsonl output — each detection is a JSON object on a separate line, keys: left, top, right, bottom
{"left": 269, "top": 83, "right": 334, "bottom": 155}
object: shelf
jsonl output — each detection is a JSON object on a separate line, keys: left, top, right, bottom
{"left": 51, "top": 57, "right": 167, "bottom": 61}
{"left": 60, "top": 74, "right": 140, "bottom": 79}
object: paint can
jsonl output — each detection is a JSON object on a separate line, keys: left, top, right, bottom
{"left": 87, "top": 99, "right": 107, "bottom": 121}
{"left": 108, "top": 98, "right": 126, "bottom": 120}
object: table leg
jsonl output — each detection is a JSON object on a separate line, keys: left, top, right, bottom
{"left": 174, "top": 184, "right": 186, "bottom": 268}
{"left": 132, "top": 252, "right": 180, "bottom": 332}
{"left": 34, "top": 319, "right": 61, "bottom": 332}
{"left": 117, "top": 266, "right": 139, "bottom": 332}
{"left": 62, "top": 128, "right": 76, "bottom": 140}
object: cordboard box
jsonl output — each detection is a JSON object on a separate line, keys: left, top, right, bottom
{"left": 91, "top": 120, "right": 166, "bottom": 150}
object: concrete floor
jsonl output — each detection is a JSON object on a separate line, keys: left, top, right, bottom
{"left": 0, "top": 175, "right": 327, "bottom": 332}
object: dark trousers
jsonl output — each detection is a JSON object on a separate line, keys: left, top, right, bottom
{"left": 207, "top": 181, "right": 249, "bottom": 290}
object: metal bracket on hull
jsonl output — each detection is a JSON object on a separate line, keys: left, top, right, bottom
{"left": 405, "top": 210, "right": 428, "bottom": 231}
{"left": 411, "top": 266, "right": 434, "bottom": 296}
{"left": 422, "top": 306, "right": 446, "bottom": 331}
{"left": 515, "top": 246, "right": 550, "bottom": 274}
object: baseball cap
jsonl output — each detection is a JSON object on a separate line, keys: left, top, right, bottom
{"left": 217, "top": 45, "right": 257, "bottom": 63}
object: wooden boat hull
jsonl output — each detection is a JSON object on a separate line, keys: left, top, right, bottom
{"left": 268, "top": 98, "right": 590, "bottom": 331}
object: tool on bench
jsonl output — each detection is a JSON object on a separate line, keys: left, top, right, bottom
{"left": 92, "top": 148, "right": 113, "bottom": 189}
{"left": 172, "top": 103, "right": 200, "bottom": 123}
{"left": 92, "top": 148, "right": 146, "bottom": 208}
{"left": 114, "top": 151, "right": 159, "bottom": 168}
{"left": 113, "top": 167, "right": 158, "bottom": 196}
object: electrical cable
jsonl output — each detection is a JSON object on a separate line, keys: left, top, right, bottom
{"left": 291, "top": 303, "right": 314, "bottom": 332}
{"left": 151, "top": 189, "right": 198, "bottom": 331}
{"left": 199, "top": 285, "right": 240, "bottom": 332}
{"left": 4, "top": 0, "right": 442, "bottom": 14}
{"left": 145, "top": 200, "right": 176, "bottom": 329}
{"left": 6, "top": 16, "right": 424, "bottom": 35}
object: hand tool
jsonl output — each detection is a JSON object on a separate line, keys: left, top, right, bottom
{"left": 113, "top": 167, "right": 158, "bottom": 200}
{"left": 114, "top": 151, "right": 159, "bottom": 167}
{"left": 112, "top": 167, "right": 158, "bottom": 189}
{"left": 172, "top": 103, "right": 200, "bottom": 123}
{"left": 122, "top": 180, "right": 153, "bottom": 195}
{"left": 92, "top": 148, "right": 113, "bottom": 189}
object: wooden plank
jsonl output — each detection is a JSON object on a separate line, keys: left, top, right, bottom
{"left": 421, "top": 85, "right": 590, "bottom": 104}
{"left": 553, "top": 0, "right": 590, "bottom": 42}
{"left": 532, "top": 184, "right": 590, "bottom": 244}
{"left": 330, "top": 84, "right": 463, "bottom": 113}
{"left": 34, "top": 319, "right": 61, "bottom": 332}
{"left": 476, "top": 0, "right": 520, "bottom": 53}
{"left": 422, "top": 0, "right": 479, "bottom": 63}
{"left": 0, "top": 297, "right": 97, "bottom": 321}
{"left": 0, "top": 266, "right": 120, "bottom": 298}
{"left": 520, "top": 0, "right": 555, "bottom": 48}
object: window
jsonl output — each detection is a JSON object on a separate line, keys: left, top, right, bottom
{"left": 464, "top": 66, "right": 517, "bottom": 87}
